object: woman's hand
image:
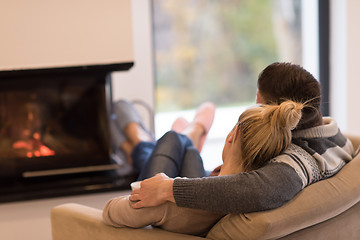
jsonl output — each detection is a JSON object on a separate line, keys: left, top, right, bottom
{"left": 129, "top": 173, "right": 175, "bottom": 208}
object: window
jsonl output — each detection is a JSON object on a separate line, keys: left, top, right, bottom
{"left": 152, "top": 0, "right": 318, "bottom": 170}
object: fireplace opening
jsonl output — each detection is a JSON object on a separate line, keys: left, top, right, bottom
{"left": 0, "top": 65, "right": 136, "bottom": 202}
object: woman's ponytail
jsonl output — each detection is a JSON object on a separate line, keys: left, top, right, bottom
{"left": 268, "top": 100, "right": 303, "bottom": 131}
{"left": 236, "top": 100, "right": 304, "bottom": 172}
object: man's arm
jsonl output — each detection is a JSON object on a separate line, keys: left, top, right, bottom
{"left": 130, "top": 162, "right": 303, "bottom": 214}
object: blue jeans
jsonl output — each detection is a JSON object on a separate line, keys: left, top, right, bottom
{"left": 131, "top": 131, "right": 206, "bottom": 181}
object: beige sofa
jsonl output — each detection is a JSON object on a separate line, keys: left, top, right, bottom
{"left": 51, "top": 134, "right": 360, "bottom": 240}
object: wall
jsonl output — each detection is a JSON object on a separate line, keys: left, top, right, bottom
{"left": 345, "top": 0, "right": 360, "bottom": 134}
{"left": 0, "top": 0, "right": 133, "bottom": 70}
{"left": 330, "top": 0, "right": 360, "bottom": 134}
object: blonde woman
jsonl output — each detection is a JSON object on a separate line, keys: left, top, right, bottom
{"left": 103, "top": 100, "right": 306, "bottom": 236}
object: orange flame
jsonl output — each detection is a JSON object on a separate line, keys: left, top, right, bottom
{"left": 12, "top": 132, "right": 55, "bottom": 158}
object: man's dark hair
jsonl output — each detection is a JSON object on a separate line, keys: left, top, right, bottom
{"left": 257, "top": 62, "right": 323, "bottom": 130}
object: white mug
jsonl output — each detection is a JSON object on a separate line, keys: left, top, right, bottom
{"left": 130, "top": 181, "right": 141, "bottom": 191}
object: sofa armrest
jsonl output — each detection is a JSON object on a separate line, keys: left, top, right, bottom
{"left": 51, "top": 203, "right": 204, "bottom": 240}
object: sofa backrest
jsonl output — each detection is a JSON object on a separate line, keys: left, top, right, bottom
{"left": 345, "top": 133, "right": 360, "bottom": 154}
{"left": 207, "top": 134, "right": 360, "bottom": 240}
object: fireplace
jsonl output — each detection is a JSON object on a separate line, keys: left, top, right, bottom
{"left": 0, "top": 64, "right": 136, "bottom": 202}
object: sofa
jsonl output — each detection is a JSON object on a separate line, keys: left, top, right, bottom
{"left": 51, "top": 134, "right": 360, "bottom": 240}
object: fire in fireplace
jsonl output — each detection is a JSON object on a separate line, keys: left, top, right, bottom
{"left": 0, "top": 64, "right": 136, "bottom": 202}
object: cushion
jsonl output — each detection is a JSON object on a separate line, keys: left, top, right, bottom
{"left": 207, "top": 152, "right": 360, "bottom": 240}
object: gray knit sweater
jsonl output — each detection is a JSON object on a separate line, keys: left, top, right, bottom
{"left": 173, "top": 117, "right": 354, "bottom": 214}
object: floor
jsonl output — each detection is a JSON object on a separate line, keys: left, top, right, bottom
{"left": 0, "top": 190, "right": 130, "bottom": 240}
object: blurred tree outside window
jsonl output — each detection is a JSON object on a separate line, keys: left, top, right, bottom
{"left": 152, "top": 0, "right": 304, "bottom": 170}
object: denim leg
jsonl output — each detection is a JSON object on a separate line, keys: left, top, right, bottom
{"left": 131, "top": 141, "right": 156, "bottom": 173}
{"left": 179, "top": 147, "right": 206, "bottom": 178}
{"left": 137, "top": 131, "right": 193, "bottom": 180}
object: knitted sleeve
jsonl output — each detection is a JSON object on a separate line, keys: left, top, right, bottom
{"left": 173, "top": 162, "right": 302, "bottom": 214}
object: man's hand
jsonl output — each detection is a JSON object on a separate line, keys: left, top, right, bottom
{"left": 129, "top": 173, "right": 175, "bottom": 209}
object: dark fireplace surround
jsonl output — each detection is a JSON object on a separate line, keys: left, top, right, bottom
{"left": 0, "top": 63, "right": 136, "bottom": 203}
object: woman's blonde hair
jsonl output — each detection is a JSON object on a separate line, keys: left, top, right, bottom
{"left": 234, "top": 100, "right": 304, "bottom": 172}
